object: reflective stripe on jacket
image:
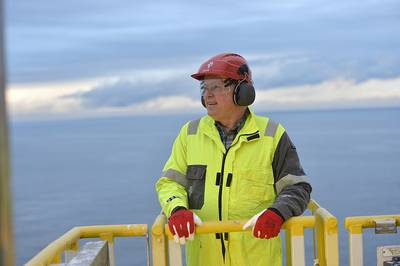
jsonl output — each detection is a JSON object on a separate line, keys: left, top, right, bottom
{"left": 156, "top": 109, "right": 285, "bottom": 266}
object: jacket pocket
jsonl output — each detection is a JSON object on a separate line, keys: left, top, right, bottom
{"left": 235, "top": 168, "right": 275, "bottom": 213}
{"left": 186, "top": 165, "right": 207, "bottom": 209}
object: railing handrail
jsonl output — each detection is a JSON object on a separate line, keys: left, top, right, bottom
{"left": 79, "top": 224, "right": 148, "bottom": 238}
{"left": 26, "top": 224, "right": 148, "bottom": 266}
{"left": 26, "top": 227, "right": 81, "bottom": 266}
{"left": 27, "top": 199, "right": 340, "bottom": 266}
{"left": 345, "top": 214, "right": 400, "bottom": 232}
{"left": 157, "top": 198, "right": 324, "bottom": 240}
{"left": 153, "top": 199, "right": 339, "bottom": 266}
{"left": 162, "top": 217, "right": 315, "bottom": 239}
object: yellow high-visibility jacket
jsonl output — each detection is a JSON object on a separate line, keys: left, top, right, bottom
{"left": 156, "top": 110, "right": 287, "bottom": 266}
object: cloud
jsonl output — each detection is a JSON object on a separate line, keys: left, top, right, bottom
{"left": 6, "top": 78, "right": 104, "bottom": 118}
{"left": 7, "top": 89, "right": 83, "bottom": 117}
{"left": 254, "top": 77, "right": 400, "bottom": 111}
{"left": 7, "top": 76, "right": 400, "bottom": 119}
{"left": 96, "top": 96, "right": 201, "bottom": 116}
{"left": 66, "top": 75, "right": 198, "bottom": 108}
{"left": 59, "top": 51, "right": 400, "bottom": 110}
{"left": 5, "top": 0, "right": 400, "bottom": 120}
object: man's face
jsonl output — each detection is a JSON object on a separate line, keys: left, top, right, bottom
{"left": 201, "top": 76, "right": 239, "bottom": 121}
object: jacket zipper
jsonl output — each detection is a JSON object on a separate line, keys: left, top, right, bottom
{"left": 217, "top": 130, "right": 259, "bottom": 260}
{"left": 218, "top": 148, "right": 230, "bottom": 221}
{"left": 218, "top": 147, "right": 230, "bottom": 260}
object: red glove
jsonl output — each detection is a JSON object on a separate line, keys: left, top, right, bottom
{"left": 253, "top": 209, "right": 283, "bottom": 239}
{"left": 243, "top": 209, "right": 283, "bottom": 239}
{"left": 168, "top": 208, "right": 202, "bottom": 244}
{"left": 168, "top": 208, "right": 194, "bottom": 238}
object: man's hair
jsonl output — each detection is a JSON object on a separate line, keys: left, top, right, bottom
{"left": 224, "top": 78, "right": 238, "bottom": 88}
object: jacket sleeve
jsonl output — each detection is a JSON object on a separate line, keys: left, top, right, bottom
{"left": 269, "top": 132, "right": 312, "bottom": 220}
{"left": 156, "top": 123, "right": 190, "bottom": 217}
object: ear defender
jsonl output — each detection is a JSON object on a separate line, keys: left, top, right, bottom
{"left": 233, "top": 64, "right": 255, "bottom": 106}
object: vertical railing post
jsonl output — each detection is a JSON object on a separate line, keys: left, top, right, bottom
{"left": 168, "top": 240, "right": 183, "bottom": 266}
{"left": 152, "top": 214, "right": 168, "bottom": 266}
{"left": 284, "top": 218, "right": 309, "bottom": 266}
{"left": 100, "top": 233, "right": 115, "bottom": 266}
{"left": 0, "top": 0, "right": 15, "bottom": 264}
{"left": 285, "top": 227, "right": 293, "bottom": 266}
{"left": 290, "top": 224, "right": 306, "bottom": 266}
{"left": 163, "top": 220, "right": 183, "bottom": 266}
{"left": 315, "top": 208, "right": 339, "bottom": 266}
{"left": 348, "top": 225, "right": 363, "bottom": 266}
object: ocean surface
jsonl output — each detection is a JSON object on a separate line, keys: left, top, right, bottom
{"left": 10, "top": 107, "right": 400, "bottom": 266}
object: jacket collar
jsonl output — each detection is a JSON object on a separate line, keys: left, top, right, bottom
{"left": 201, "top": 107, "right": 261, "bottom": 142}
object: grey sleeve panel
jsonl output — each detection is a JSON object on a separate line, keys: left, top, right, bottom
{"left": 275, "top": 174, "right": 309, "bottom": 194}
{"left": 272, "top": 132, "right": 307, "bottom": 182}
{"left": 270, "top": 131, "right": 312, "bottom": 220}
{"left": 187, "top": 118, "right": 201, "bottom": 135}
{"left": 269, "top": 182, "right": 312, "bottom": 220}
{"left": 161, "top": 168, "right": 187, "bottom": 187}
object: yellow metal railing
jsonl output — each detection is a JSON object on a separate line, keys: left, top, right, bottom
{"left": 26, "top": 224, "right": 148, "bottom": 266}
{"left": 283, "top": 216, "right": 315, "bottom": 266}
{"left": 26, "top": 199, "right": 339, "bottom": 266}
{"left": 344, "top": 214, "right": 400, "bottom": 266}
{"left": 152, "top": 199, "right": 339, "bottom": 266}
{"left": 309, "top": 199, "right": 339, "bottom": 266}
{"left": 152, "top": 213, "right": 168, "bottom": 266}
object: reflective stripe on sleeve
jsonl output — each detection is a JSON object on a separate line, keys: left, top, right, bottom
{"left": 187, "top": 118, "right": 200, "bottom": 135}
{"left": 162, "top": 168, "right": 187, "bottom": 187}
{"left": 265, "top": 119, "right": 279, "bottom": 137}
{"left": 275, "top": 174, "right": 309, "bottom": 194}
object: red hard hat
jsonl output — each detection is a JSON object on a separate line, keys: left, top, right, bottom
{"left": 191, "top": 53, "right": 253, "bottom": 84}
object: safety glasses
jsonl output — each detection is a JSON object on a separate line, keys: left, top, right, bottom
{"left": 200, "top": 79, "right": 235, "bottom": 95}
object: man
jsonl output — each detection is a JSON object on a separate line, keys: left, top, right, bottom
{"left": 156, "top": 53, "right": 311, "bottom": 266}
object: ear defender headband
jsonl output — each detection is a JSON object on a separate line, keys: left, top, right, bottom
{"left": 232, "top": 64, "right": 256, "bottom": 106}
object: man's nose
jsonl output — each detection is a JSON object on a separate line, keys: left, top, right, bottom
{"left": 203, "top": 88, "right": 214, "bottom": 97}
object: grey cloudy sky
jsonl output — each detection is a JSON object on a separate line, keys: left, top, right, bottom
{"left": 5, "top": 0, "right": 400, "bottom": 116}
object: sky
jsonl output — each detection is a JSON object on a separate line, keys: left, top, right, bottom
{"left": 4, "top": 0, "right": 400, "bottom": 119}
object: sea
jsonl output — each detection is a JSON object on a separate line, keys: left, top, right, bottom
{"left": 10, "top": 107, "right": 400, "bottom": 266}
